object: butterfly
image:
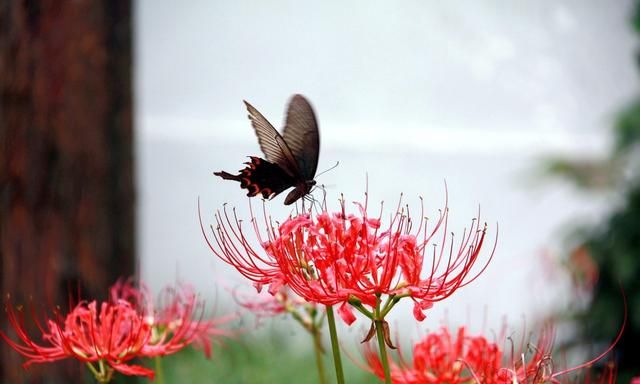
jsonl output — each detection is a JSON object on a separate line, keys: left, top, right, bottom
{"left": 215, "top": 94, "right": 320, "bottom": 205}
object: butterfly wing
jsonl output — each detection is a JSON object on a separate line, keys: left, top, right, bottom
{"left": 243, "top": 100, "right": 300, "bottom": 178}
{"left": 282, "top": 94, "right": 320, "bottom": 180}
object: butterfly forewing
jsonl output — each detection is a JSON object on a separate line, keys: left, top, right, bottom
{"left": 243, "top": 100, "right": 300, "bottom": 177}
{"left": 282, "top": 94, "right": 320, "bottom": 181}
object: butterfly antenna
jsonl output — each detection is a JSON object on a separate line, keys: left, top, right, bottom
{"left": 315, "top": 161, "right": 340, "bottom": 179}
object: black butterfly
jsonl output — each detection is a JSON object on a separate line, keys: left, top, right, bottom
{"left": 214, "top": 94, "right": 320, "bottom": 205}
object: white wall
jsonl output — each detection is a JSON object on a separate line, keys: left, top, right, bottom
{"left": 135, "top": 0, "right": 637, "bottom": 335}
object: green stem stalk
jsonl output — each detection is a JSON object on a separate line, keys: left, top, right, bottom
{"left": 89, "top": 360, "right": 113, "bottom": 384}
{"left": 86, "top": 362, "right": 100, "bottom": 379}
{"left": 325, "top": 305, "right": 346, "bottom": 384}
{"left": 374, "top": 295, "right": 392, "bottom": 384}
{"left": 155, "top": 356, "right": 165, "bottom": 384}
{"left": 312, "top": 329, "right": 328, "bottom": 384}
{"left": 375, "top": 320, "right": 392, "bottom": 384}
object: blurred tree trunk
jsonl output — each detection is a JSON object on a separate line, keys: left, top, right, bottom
{"left": 0, "top": 1, "right": 134, "bottom": 383}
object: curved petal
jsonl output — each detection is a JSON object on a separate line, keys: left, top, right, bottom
{"left": 110, "top": 361, "right": 155, "bottom": 379}
{"left": 337, "top": 302, "right": 357, "bottom": 325}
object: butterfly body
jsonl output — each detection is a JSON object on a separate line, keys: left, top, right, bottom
{"left": 214, "top": 94, "right": 320, "bottom": 205}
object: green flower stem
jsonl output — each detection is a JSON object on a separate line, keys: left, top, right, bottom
{"left": 155, "top": 356, "right": 165, "bottom": 384}
{"left": 314, "top": 308, "right": 327, "bottom": 328}
{"left": 290, "top": 308, "right": 309, "bottom": 330}
{"left": 380, "top": 296, "right": 401, "bottom": 318}
{"left": 381, "top": 294, "right": 395, "bottom": 311}
{"left": 375, "top": 295, "right": 392, "bottom": 384}
{"left": 88, "top": 360, "right": 113, "bottom": 384}
{"left": 325, "top": 305, "right": 346, "bottom": 384}
{"left": 86, "top": 362, "right": 100, "bottom": 379}
{"left": 288, "top": 303, "right": 327, "bottom": 383}
{"left": 375, "top": 320, "right": 392, "bottom": 384}
{"left": 348, "top": 300, "right": 374, "bottom": 319}
{"left": 312, "top": 328, "right": 328, "bottom": 384}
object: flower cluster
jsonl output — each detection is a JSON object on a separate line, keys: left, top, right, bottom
{"left": 364, "top": 324, "right": 619, "bottom": 384}
{"left": 109, "top": 280, "right": 233, "bottom": 358}
{"left": 203, "top": 197, "right": 494, "bottom": 324}
{"left": 1, "top": 281, "right": 231, "bottom": 381}
{"left": 234, "top": 287, "right": 303, "bottom": 318}
{"left": 3, "top": 298, "right": 156, "bottom": 379}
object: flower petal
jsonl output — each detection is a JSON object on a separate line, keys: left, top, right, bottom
{"left": 337, "top": 302, "right": 357, "bottom": 325}
{"left": 111, "top": 362, "right": 155, "bottom": 379}
{"left": 412, "top": 301, "right": 426, "bottom": 321}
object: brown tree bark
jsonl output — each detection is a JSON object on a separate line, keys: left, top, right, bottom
{"left": 0, "top": 1, "right": 134, "bottom": 382}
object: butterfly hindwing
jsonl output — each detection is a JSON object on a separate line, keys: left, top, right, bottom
{"left": 214, "top": 157, "right": 295, "bottom": 199}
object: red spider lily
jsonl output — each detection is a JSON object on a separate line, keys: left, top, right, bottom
{"left": 201, "top": 201, "right": 286, "bottom": 295}
{"left": 364, "top": 324, "right": 620, "bottom": 384}
{"left": 365, "top": 327, "right": 504, "bottom": 383}
{"left": 1, "top": 299, "right": 156, "bottom": 379}
{"left": 234, "top": 286, "right": 323, "bottom": 335}
{"left": 109, "top": 279, "right": 234, "bottom": 358}
{"left": 202, "top": 195, "right": 495, "bottom": 324}
{"left": 1, "top": 281, "right": 233, "bottom": 381}
{"left": 234, "top": 287, "right": 309, "bottom": 319}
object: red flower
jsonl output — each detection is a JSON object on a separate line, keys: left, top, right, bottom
{"left": 1, "top": 281, "right": 233, "bottom": 381}
{"left": 202, "top": 203, "right": 286, "bottom": 294}
{"left": 364, "top": 324, "right": 619, "bottom": 384}
{"left": 234, "top": 286, "right": 323, "bottom": 336}
{"left": 234, "top": 287, "right": 309, "bottom": 319}
{"left": 109, "top": 280, "right": 234, "bottom": 358}
{"left": 1, "top": 299, "right": 156, "bottom": 379}
{"left": 365, "top": 327, "right": 503, "bottom": 383}
{"left": 203, "top": 196, "right": 494, "bottom": 323}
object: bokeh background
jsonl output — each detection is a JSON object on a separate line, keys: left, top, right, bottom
{"left": 2, "top": 1, "right": 639, "bottom": 382}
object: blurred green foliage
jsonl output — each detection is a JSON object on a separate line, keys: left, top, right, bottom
{"left": 614, "top": 101, "right": 640, "bottom": 153}
{"left": 112, "top": 332, "right": 377, "bottom": 384}
{"left": 575, "top": 184, "right": 640, "bottom": 380}
{"left": 544, "top": 2, "right": 640, "bottom": 381}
